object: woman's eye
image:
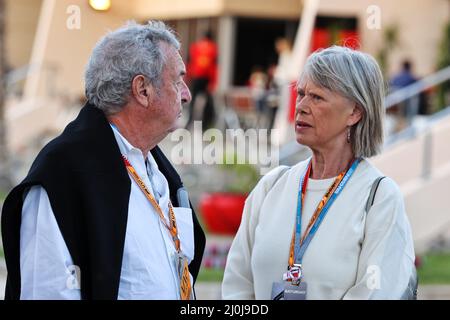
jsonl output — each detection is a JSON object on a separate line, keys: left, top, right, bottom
{"left": 311, "top": 94, "right": 322, "bottom": 101}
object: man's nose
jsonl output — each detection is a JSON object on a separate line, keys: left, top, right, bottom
{"left": 181, "top": 82, "right": 192, "bottom": 105}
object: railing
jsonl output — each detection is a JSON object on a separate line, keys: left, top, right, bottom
{"left": 385, "top": 66, "right": 450, "bottom": 109}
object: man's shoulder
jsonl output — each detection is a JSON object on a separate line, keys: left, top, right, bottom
{"left": 27, "top": 105, "right": 115, "bottom": 176}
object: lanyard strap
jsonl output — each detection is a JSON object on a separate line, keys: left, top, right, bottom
{"left": 122, "top": 156, "right": 181, "bottom": 252}
{"left": 288, "top": 157, "right": 361, "bottom": 267}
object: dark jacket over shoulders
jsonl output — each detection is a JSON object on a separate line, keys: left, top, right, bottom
{"left": 1, "top": 103, "right": 206, "bottom": 300}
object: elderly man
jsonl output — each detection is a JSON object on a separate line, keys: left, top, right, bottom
{"left": 1, "top": 21, "right": 205, "bottom": 300}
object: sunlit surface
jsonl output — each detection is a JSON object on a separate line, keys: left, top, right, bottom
{"left": 89, "top": 0, "right": 111, "bottom": 11}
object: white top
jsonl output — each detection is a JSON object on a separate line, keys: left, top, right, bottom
{"left": 222, "top": 158, "right": 415, "bottom": 300}
{"left": 19, "top": 126, "right": 195, "bottom": 300}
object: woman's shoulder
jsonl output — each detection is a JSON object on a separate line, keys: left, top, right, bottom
{"left": 359, "top": 158, "right": 403, "bottom": 199}
{"left": 257, "top": 158, "right": 309, "bottom": 189}
{"left": 253, "top": 165, "right": 290, "bottom": 194}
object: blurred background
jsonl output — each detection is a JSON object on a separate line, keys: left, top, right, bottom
{"left": 0, "top": 0, "right": 449, "bottom": 299}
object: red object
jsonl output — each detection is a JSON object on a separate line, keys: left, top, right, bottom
{"left": 311, "top": 28, "right": 331, "bottom": 52}
{"left": 288, "top": 80, "right": 298, "bottom": 123}
{"left": 187, "top": 37, "right": 218, "bottom": 91}
{"left": 199, "top": 192, "right": 247, "bottom": 235}
{"left": 310, "top": 28, "right": 360, "bottom": 52}
{"left": 339, "top": 30, "right": 360, "bottom": 50}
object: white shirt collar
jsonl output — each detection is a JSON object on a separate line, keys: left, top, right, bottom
{"left": 109, "top": 123, "right": 169, "bottom": 205}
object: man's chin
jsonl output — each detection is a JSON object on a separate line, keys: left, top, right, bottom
{"left": 169, "top": 117, "right": 184, "bottom": 132}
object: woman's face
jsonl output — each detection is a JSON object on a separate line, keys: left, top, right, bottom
{"left": 295, "top": 77, "right": 362, "bottom": 151}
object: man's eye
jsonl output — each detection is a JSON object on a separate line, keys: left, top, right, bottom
{"left": 311, "top": 94, "right": 322, "bottom": 100}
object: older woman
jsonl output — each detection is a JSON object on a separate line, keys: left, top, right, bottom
{"left": 222, "top": 46, "right": 416, "bottom": 300}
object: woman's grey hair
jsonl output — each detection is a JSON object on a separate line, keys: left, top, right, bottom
{"left": 301, "top": 45, "right": 386, "bottom": 158}
{"left": 85, "top": 20, "right": 180, "bottom": 115}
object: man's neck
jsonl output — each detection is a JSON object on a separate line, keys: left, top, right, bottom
{"left": 310, "top": 139, "right": 354, "bottom": 180}
{"left": 107, "top": 109, "right": 161, "bottom": 158}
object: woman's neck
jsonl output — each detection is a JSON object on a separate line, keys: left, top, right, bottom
{"left": 310, "top": 143, "right": 355, "bottom": 180}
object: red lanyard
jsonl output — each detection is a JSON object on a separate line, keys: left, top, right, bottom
{"left": 122, "top": 155, "right": 181, "bottom": 252}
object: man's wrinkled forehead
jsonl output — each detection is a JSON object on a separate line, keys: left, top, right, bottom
{"left": 175, "top": 51, "right": 186, "bottom": 74}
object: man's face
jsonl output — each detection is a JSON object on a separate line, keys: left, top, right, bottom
{"left": 149, "top": 42, "right": 191, "bottom": 134}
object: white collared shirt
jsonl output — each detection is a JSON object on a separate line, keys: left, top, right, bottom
{"left": 19, "top": 126, "right": 195, "bottom": 300}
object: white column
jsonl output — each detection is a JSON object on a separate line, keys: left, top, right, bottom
{"left": 290, "top": 0, "right": 320, "bottom": 80}
{"left": 273, "top": 0, "right": 320, "bottom": 145}
{"left": 217, "top": 15, "right": 236, "bottom": 93}
{"left": 23, "top": 0, "right": 56, "bottom": 100}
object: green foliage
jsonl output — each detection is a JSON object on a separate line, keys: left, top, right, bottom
{"left": 220, "top": 152, "right": 260, "bottom": 194}
{"left": 197, "top": 267, "right": 224, "bottom": 283}
{"left": 436, "top": 22, "right": 450, "bottom": 111}
{"left": 376, "top": 25, "right": 399, "bottom": 77}
{"left": 417, "top": 251, "right": 450, "bottom": 284}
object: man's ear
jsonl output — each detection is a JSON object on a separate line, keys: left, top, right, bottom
{"left": 348, "top": 103, "right": 363, "bottom": 126}
{"left": 131, "top": 75, "right": 154, "bottom": 108}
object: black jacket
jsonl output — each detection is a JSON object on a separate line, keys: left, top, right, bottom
{"left": 1, "top": 103, "right": 206, "bottom": 300}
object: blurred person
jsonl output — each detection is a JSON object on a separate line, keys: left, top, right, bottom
{"left": 248, "top": 65, "right": 268, "bottom": 110}
{"left": 265, "top": 63, "right": 281, "bottom": 130}
{"left": 389, "top": 60, "right": 419, "bottom": 124}
{"left": 185, "top": 30, "right": 218, "bottom": 130}
{"left": 248, "top": 65, "right": 269, "bottom": 127}
{"left": 1, "top": 21, "right": 205, "bottom": 300}
{"left": 265, "top": 38, "right": 294, "bottom": 130}
{"left": 222, "top": 46, "right": 416, "bottom": 300}
{"left": 273, "top": 38, "right": 293, "bottom": 88}
{"left": 390, "top": 60, "right": 417, "bottom": 89}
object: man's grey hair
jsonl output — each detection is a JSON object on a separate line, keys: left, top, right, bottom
{"left": 301, "top": 45, "right": 385, "bottom": 158}
{"left": 85, "top": 20, "right": 180, "bottom": 115}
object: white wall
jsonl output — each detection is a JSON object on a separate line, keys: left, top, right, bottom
{"left": 372, "top": 115, "right": 450, "bottom": 253}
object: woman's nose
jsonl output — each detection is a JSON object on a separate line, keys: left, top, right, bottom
{"left": 296, "top": 97, "right": 309, "bottom": 113}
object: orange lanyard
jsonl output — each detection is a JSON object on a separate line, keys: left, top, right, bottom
{"left": 122, "top": 155, "right": 181, "bottom": 252}
{"left": 288, "top": 162, "right": 349, "bottom": 267}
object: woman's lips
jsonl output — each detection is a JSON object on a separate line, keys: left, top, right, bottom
{"left": 296, "top": 120, "right": 312, "bottom": 131}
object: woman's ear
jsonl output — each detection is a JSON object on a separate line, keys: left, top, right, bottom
{"left": 131, "top": 75, "right": 154, "bottom": 108}
{"left": 348, "top": 104, "right": 363, "bottom": 126}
